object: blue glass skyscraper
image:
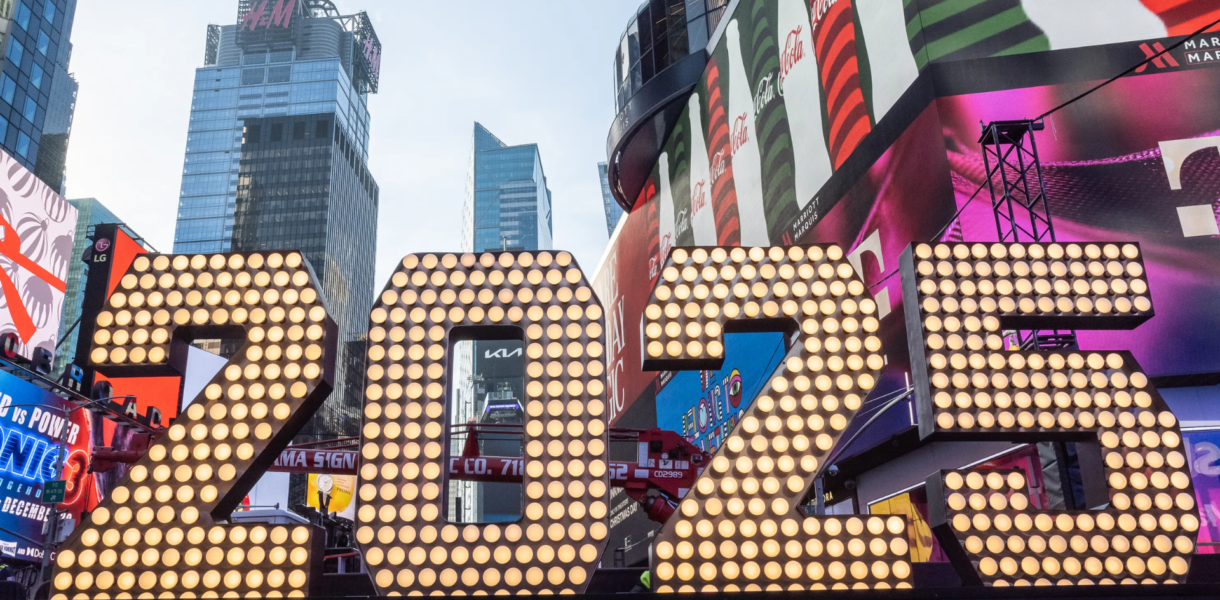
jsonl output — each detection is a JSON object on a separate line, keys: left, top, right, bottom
{"left": 462, "top": 123, "right": 552, "bottom": 252}
{"left": 174, "top": 1, "right": 377, "bottom": 254}
{"left": 172, "top": 0, "right": 382, "bottom": 440}
{"left": 598, "top": 161, "right": 624, "bottom": 236}
{"left": 0, "top": 0, "right": 78, "bottom": 192}
{"left": 452, "top": 123, "right": 551, "bottom": 522}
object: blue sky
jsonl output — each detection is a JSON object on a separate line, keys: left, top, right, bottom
{"left": 65, "top": 0, "right": 642, "bottom": 286}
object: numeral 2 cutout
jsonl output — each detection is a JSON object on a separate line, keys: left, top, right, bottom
{"left": 901, "top": 242, "right": 1198, "bottom": 585}
{"left": 53, "top": 252, "right": 337, "bottom": 599}
{"left": 357, "top": 251, "right": 611, "bottom": 595}
{"left": 643, "top": 246, "right": 913, "bottom": 593}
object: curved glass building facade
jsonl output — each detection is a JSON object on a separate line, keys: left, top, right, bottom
{"left": 613, "top": 0, "right": 728, "bottom": 114}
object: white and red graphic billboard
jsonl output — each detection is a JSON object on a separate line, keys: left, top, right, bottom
{"left": 0, "top": 151, "right": 75, "bottom": 361}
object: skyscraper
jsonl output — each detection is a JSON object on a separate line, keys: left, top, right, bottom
{"left": 174, "top": 0, "right": 379, "bottom": 254}
{"left": 453, "top": 123, "right": 551, "bottom": 522}
{"left": 0, "top": 0, "right": 78, "bottom": 192}
{"left": 462, "top": 123, "right": 552, "bottom": 253}
{"left": 598, "top": 162, "right": 624, "bottom": 236}
{"left": 55, "top": 199, "right": 149, "bottom": 375}
{"left": 172, "top": 0, "right": 382, "bottom": 439}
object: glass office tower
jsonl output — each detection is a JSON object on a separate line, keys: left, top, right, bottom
{"left": 0, "top": 0, "right": 78, "bottom": 191}
{"left": 598, "top": 162, "right": 624, "bottom": 236}
{"left": 174, "top": 3, "right": 376, "bottom": 254}
{"left": 452, "top": 123, "right": 551, "bottom": 522}
{"left": 173, "top": 1, "right": 382, "bottom": 440}
{"left": 56, "top": 199, "right": 149, "bottom": 375}
{"left": 461, "top": 123, "right": 552, "bottom": 253}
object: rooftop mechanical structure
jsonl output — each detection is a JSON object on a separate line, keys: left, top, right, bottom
{"left": 236, "top": 0, "right": 381, "bottom": 93}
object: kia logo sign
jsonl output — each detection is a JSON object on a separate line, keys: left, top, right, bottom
{"left": 484, "top": 348, "right": 523, "bottom": 359}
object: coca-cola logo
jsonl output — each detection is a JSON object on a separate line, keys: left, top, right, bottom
{"left": 675, "top": 209, "right": 690, "bottom": 239}
{"left": 711, "top": 150, "right": 728, "bottom": 184}
{"left": 754, "top": 72, "right": 778, "bottom": 114}
{"left": 781, "top": 26, "right": 806, "bottom": 80}
{"left": 241, "top": 0, "right": 295, "bottom": 31}
{"left": 660, "top": 232, "right": 674, "bottom": 266}
{"left": 811, "top": 0, "right": 839, "bottom": 25}
{"left": 691, "top": 180, "right": 709, "bottom": 214}
{"left": 731, "top": 113, "right": 751, "bottom": 154}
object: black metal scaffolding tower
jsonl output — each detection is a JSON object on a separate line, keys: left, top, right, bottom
{"left": 979, "top": 120, "right": 1077, "bottom": 351}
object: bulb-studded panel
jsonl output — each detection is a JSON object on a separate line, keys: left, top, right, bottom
{"left": 358, "top": 251, "right": 610, "bottom": 595}
{"left": 53, "top": 252, "right": 338, "bottom": 599}
{"left": 644, "top": 246, "right": 913, "bottom": 592}
{"left": 901, "top": 242, "right": 1197, "bottom": 585}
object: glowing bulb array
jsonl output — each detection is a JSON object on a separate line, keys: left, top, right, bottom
{"left": 54, "top": 252, "right": 336, "bottom": 599}
{"left": 902, "top": 242, "right": 1196, "bottom": 585}
{"left": 643, "top": 246, "right": 912, "bottom": 592}
{"left": 358, "top": 251, "right": 610, "bottom": 595}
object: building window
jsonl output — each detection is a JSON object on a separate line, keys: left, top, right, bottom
{"left": 315, "top": 120, "right": 329, "bottom": 138}
{"left": 16, "top": 131, "right": 30, "bottom": 158}
{"left": 243, "top": 52, "right": 266, "bottom": 65}
{"left": 29, "top": 62, "right": 41, "bottom": 89}
{"left": 267, "top": 65, "right": 291, "bottom": 84}
{"left": 22, "top": 97, "right": 35, "bottom": 121}
{"left": 270, "top": 123, "right": 283, "bottom": 142}
{"left": 7, "top": 38, "right": 24, "bottom": 66}
{"left": 36, "top": 30, "right": 48, "bottom": 56}
{"left": 241, "top": 68, "right": 264, "bottom": 86}
{"left": 42, "top": 1, "right": 54, "bottom": 24}
{"left": 293, "top": 121, "right": 305, "bottom": 140}
{"left": 268, "top": 49, "right": 292, "bottom": 63}
{"left": 245, "top": 124, "right": 261, "bottom": 143}
{"left": 15, "top": 3, "right": 29, "bottom": 30}
{"left": 1, "top": 74, "right": 16, "bottom": 105}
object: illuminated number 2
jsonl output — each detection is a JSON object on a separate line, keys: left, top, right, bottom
{"left": 902, "top": 242, "right": 1198, "bottom": 585}
{"left": 53, "top": 252, "right": 337, "bottom": 599}
{"left": 358, "top": 251, "right": 610, "bottom": 595}
{"left": 643, "top": 246, "right": 913, "bottom": 592}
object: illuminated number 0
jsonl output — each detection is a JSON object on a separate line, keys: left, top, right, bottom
{"left": 358, "top": 251, "right": 611, "bottom": 595}
{"left": 643, "top": 246, "right": 913, "bottom": 592}
{"left": 902, "top": 242, "right": 1198, "bottom": 585}
{"left": 52, "top": 252, "right": 337, "bottom": 598}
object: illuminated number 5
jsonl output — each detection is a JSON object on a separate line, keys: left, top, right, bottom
{"left": 53, "top": 252, "right": 337, "bottom": 599}
{"left": 643, "top": 246, "right": 913, "bottom": 593}
{"left": 358, "top": 251, "right": 610, "bottom": 595}
{"left": 902, "top": 242, "right": 1198, "bottom": 585}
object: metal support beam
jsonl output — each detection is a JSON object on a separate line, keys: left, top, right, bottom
{"left": 980, "top": 120, "right": 1077, "bottom": 351}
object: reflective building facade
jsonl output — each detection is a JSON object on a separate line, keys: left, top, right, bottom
{"left": 612, "top": 0, "right": 728, "bottom": 113}
{"left": 232, "top": 112, "right": 378, "bottom": 437}
{"left": 0, "top": 0, "right": 78, "bottom": 192}
{"left": 462, "top": 123, "right": 552, "bottom": 253}
{"left": 451, "top": 123, "right": 551, "bottom": 522}
{"left": 174, "top": 1, "right": 382, "bottom": 439}
{"left": 56, "top": 199, "right": 148, "bottom": 375}
{"left": 605, "top": 0, "right": 728, "bottom": 213}
{"left": 174, "top": 2, "right": 376, "bottom": 254}
{"left": 598, "top": 161, "right": 623, "bottom": 235}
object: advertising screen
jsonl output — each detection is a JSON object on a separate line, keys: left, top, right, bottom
{"left": 0, "top": 151, "right": 77, "bottom": 362}
{"left": 1185, "top": 429, "right": 1220, "bottom": 553}
{"left": 655, "top": 332, "right": 785, "bottom": 454}
{"left": 594, "top": 0, "right": 1220, "bottom": 451}
{"left": 0, "top": 370, "right": 93, "bottom": 562}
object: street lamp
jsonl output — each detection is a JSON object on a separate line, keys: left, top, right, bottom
{"left": 10, "top": 395, "right": 134, "bottom": 600}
